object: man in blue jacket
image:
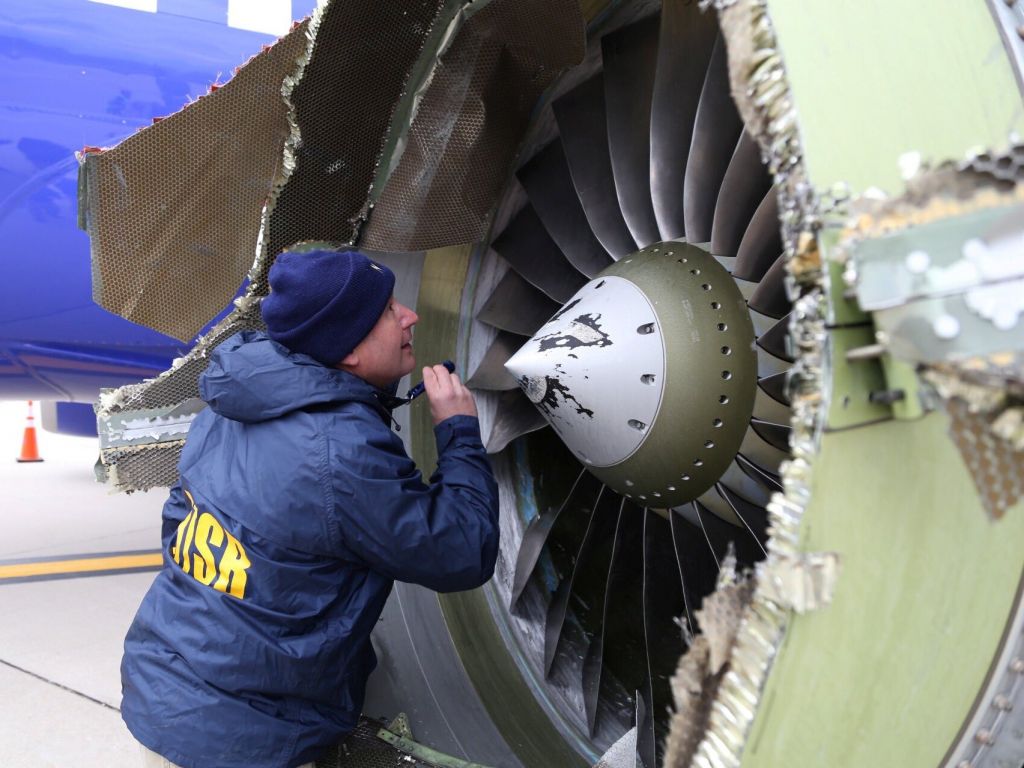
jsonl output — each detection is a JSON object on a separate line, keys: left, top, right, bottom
{"left": 121, "top": 248, "right": 500, "bottom": 768}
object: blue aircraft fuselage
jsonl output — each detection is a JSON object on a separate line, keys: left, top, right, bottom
{"left": 0, "top": 0, "right": 317, "bottom": 408}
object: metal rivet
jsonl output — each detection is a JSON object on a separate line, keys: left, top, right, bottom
{"left": 693, "top": 459, "right": 704, "bottom": 467}
{"left": 905, "top": 250, "right": 930, "bottom": 274}
{"left": 704, "top": 441, "right": 715, "bottom": 448}
{"left": 993, "top": 694, "right": 1012, "bottom": 711}
{"left": 652, "top": 492, "right": 661, "bottom": 498}
{"left": 711, "top": 302, "right": 721, "bottom": 310}
{"left": 933, "top": 314, "right": 961, "bottom": 340}
{"left": 667, "top": 486, "right": 676, "bottom": 491}
{"left": 721, "top": 346, "right": 732, "bottom": 355}
{"left": 722, "top": 370, "right": 732, "bottom": 380}
{"left": 641, "top": 374, "right": 656, "bottom": 385}
{"left": 639, "top": 495, "right": 647, "bottom": 500}
{"left": 975, "top": 729, "right": 995, "bottom": 745}
{"left": 628, "top": 419, "right": 646, "bottom": 431}
{"left": 1010, "top": 657, "right": 1024, "bottom": 673}
{"left": 637, "top": 323, "right": 655, "bottom": 335}
{"left": 719, "top": 395, "right": 729, "bottom": 404}
{"left": 702, "top": 283, "right": 712, "bottom": 291}
{"left": 717, "top": 322, "right": 727, "bottom": 331}
{"left": 625, "top": 480, "right": 634, "bottom": 487}
{"left": 691, "top": 268, "right": 700, "bottom": 275}
{"left": 713, "top": 418, "right": 723, "bottom": 428}
{"left": 682, "top": 475, "right": 691, "bottom": 481}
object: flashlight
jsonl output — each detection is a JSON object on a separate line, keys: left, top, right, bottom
{"left": 404, "top": 360, "right": 456, "bottom": 402}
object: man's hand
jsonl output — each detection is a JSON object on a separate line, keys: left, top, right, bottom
{"left": 422, "top": 364, "right": 477, "bottom": 426}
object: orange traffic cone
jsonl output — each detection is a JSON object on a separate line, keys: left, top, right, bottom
{"left": 16, "top": 401, "right": 43, "bottom": 463}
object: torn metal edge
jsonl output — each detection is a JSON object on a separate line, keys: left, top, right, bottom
{"left": 682, "top": 1, "right": 835, "bottom": 765}
{"left": 366, "top": 0, "right": 472, "bottom": 207}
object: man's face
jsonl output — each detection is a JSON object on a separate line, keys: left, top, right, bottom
{"left": 340, "top": 297, "right": 419, "bottom": 388}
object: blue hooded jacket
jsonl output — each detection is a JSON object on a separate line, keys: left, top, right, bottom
{"left": 121, "top": 331, "right": 499, "bottom": 768}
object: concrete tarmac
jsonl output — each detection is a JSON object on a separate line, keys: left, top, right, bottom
{"left": 0, "top": 401, "right": 164, "bottom": 767}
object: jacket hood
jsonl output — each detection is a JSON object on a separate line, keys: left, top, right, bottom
{"left": 199, "top": 331, "right": 385, "bottom": 423}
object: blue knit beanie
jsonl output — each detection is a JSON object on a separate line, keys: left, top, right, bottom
{"left": 261, "top": 248, "right": 396, "bottom": 366}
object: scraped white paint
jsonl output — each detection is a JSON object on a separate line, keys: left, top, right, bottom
{"left": 227, "top": 0, "right": 292, "bottom": 35}
{"left": 88, "top": 0, "right": 157, "bottom": 11}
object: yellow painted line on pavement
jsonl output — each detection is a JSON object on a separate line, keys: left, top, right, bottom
{"left": 0, "top": 551, "right": 163, "bottom": 582}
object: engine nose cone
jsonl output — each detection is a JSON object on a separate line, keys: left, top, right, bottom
{"left": 505, "top": 243, "right": 758, "bottom": 506}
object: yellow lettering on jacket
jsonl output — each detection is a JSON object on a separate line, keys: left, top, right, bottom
{"left": 169, "top": 490, "right": 251, "bottom": 599}
{"left": 214, "top": 533, "right": 251, "bottom": 599}
{"left": 192, "top": 513, "right": 223, "bottom": 586}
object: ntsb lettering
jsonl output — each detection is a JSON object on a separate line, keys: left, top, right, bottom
{"left": 171, "top": 491, "right": 251, "bottom": 599}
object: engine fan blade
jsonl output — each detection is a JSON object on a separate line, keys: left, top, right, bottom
{"left": 484, "top": 389, "right": 549, "bottom": 454}
{"left": 758, "top": 370, "right": 790, "bottom": 407}
{"left": 750, "top": 418, "right": 791, "bottom": 453}
{"left": 710, "top": 130, "right": 772, "bottom": 257}
{"left": 739, "top": 423, "right": 788, "bottom": 474}
{"left": 544, "top": 485, "right": 620, "bottom": 677}
{"left": 717, "top": 483, "right": 768, "bottom": 557}
{"left": 682, "top": 33, "right": 743, "bottom": 244}
{"left": 468, "top": 331, "right": 525, "bottom": 391}
{"left": 511, "top": 468, "right": 602, "bottom": 608}
{"left": 477, "top": 269, "right": 561, "bottom": 336}
{"left": 581, "top": 496, "right": 628, "bottom": 736}
{"left": 601, "top": 507, "right": 652, "bottom": 766}
{"left": 756, "top": 313, "right": 793, "bottom": 362}
{"left": 602, "top": 14, "right": 662, "bottom": 248}
{"left": 553, "top": 74, "right": 638, "bottom": 258}
{"left": 669, "top": 506, "right": 720, "bottom": 633}
{"left": 752, "top": 386, "right": 792, "bottom": 428}
{"left": 517, "top": 141, "right": 615, "bottom": 278}
{"left": 748, "top": 254, "right": 791, "bottom": 319}
{"left": 649, "top": 0, "right": 717, "bottom": 240}
{"left": 733, "top": 187, "right": 782, "bottom": 282}
{"left": 642, "top": 509, "right": 688, "bottom": 765}
{"left": 492, "top": 204, "right": 589, "bottom": 303}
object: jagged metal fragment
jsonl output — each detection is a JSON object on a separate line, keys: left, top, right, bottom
{"left": 79, "top": 20, "right": 310, "bottom": 342}
{"left": 664, "top": 558, "right": 754, "bottom": 768}
{"left": 98, "top": 398, "right": 206, "bottom": 449}
{"left": 672, "top": 1, "right": 836, "bottom": 766}
{"left": 758, "top": 551, "right": 840, "bottom": 614}
{"left": 360, "top": 0, "right": 586, "bottom": 251}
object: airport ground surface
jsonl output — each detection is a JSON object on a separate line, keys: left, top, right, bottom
{"left": 0, "top": 401, "right": 164, "bottom": 766}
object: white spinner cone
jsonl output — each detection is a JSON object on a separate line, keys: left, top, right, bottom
{"left": 504, "top": 274, "right": 667, "bottom": 468}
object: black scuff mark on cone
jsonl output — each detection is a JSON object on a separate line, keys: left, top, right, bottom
{"left": 549, "top": 297, "right": 582, "bottom": 323}
{"left": 536, "top": 313, "right": 612, "bottom": 352}
{"left": 538, "top": 376, "right": 594, "bottom": 419}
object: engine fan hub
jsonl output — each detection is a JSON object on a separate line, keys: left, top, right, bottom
{"left": 505, "top": 242, "right": 757, "bottom": 506}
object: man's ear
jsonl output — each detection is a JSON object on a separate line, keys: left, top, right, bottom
{"left": 337, "top": 350, "right": 359, "bottom": 370}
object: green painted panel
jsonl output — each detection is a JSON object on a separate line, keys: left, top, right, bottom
{"left": 765, "top": 0, "right": 1024, "bottom": 195}
{"left": 825, "top": 326, "right": 891, "bottom": 430}
{"left": 410, "top": 245, "right": 474, "bottom": 477}
{"left": 742, "top": 412, "right": 1024, "bottom": 767}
